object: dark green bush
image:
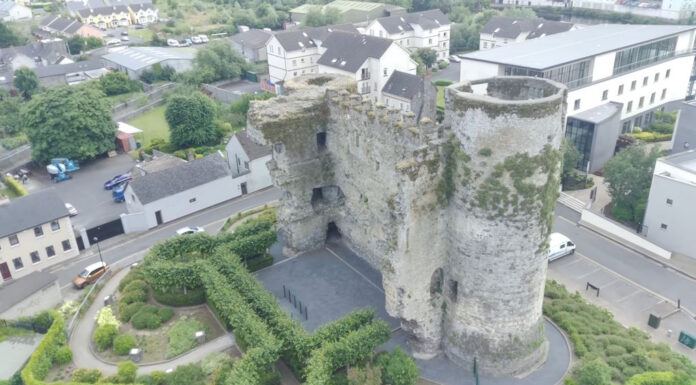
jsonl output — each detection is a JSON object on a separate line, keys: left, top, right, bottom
{"left": 31, "top": 311, "right": 53, "bottom": 333}
{"left": 433, "top": 80, "right": 453, "bottom": 87}
{"left": 131, "top": 309, "right": 162, "bottom": 330}
{"left": 113, "top": 335, "right": 137, "bottom": 355}
{"left": 152, "top": 287, "right": 206, "bottom": 307}
{"left": 165, "top": 364, "right": 205, "bottom": 385}
{"left": 136, "top": 371, "right": 166, "bottom": 385}
{"left": 122, "top": 280, "right": 148, "bottom": 295}
{"left": 53, "top": 347, "right": 72, "bottom": 365}
{"left": 158, "top": 307, "right": 174, "bottom": 323}
{"left": 245, "top": 253, "right": 274, "bottom": 272}
{"left": 70, "top": 368, "right": 102, "bottom": 383}
{"left": 611, "top": 202, "right": 634, "bottom": 223}
{"left": 120, "top": 288, "right": 147, "bottom": 305}
{"left": 118, "top": 269, "right": 146, "bottom": 292}
{"left": 376, "top": 348, "right": 419, "bottom": 385}
{"left": 118, "top": 302, "right": 145, "bottom": 322}
{"left": 93, "top": 324, "right": 118, "bottom": 351}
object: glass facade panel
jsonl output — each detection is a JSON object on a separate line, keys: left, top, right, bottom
{"left": 565, "top": 118, "right": 595, "bottom": 169}
{"left": 504, "top": 58, "right": 592, "bottom": 90}
{"left": 613, "top": 37, "right": 677, "bottom": 75}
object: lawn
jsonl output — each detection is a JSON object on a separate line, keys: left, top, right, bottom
{"left": 127, "top": 104, "right": 170, "bottom": 148}
{"left": 129, "top": 28, "right": 153, "bottom": 42}
{"left": 437, "top": 86, "right": 445, "bottom": 110}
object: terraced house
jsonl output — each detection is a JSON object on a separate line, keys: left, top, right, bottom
{"left": 0, "top": 189, "right": 79, "bottom": 284}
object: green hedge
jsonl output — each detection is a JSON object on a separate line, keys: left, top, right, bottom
{"left": 152, "top": 287, "right": 206, "bottom": 307}
{"left": 244, "top": 253, "right": 274, "bottom": 272}
{"left": 544, "top": 280, "right": 696, "bottom": 383}
{"left": 4, "top": 175, "right": 27, "bottom": 197}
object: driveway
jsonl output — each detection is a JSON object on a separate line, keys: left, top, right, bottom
{"left": 432, "top": 62, "right": 460, "bottom": 83}
{"left": 24, "top": 155, "right": 135, "bottom": 229}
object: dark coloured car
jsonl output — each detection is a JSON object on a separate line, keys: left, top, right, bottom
{"left": 104, "top": 173, "right": 132, "bottom": 190}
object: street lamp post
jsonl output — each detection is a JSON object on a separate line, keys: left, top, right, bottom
{"left": 93, "top": 237, "right": 105, "bottom": 266}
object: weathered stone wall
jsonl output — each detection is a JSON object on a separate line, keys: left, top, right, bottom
{"left": 246, "top": 74, "right": 567, "bottom": 375}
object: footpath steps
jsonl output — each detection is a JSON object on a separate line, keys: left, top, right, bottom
{"left": 557, "top": 192, "right": 586, "bottom": 213}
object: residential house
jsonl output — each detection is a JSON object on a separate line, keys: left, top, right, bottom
{"left": 123, "top": 153, "right": 240, "bottom": 230}
{"left": 0, "top": 39, "right": 70, "bottom": 89}
{"left": 364, "top": 9, "right": 451, "bottom": 61}
{"left": 33, "top": 59, "right": 109, "bottom": 87}
{"left": 0, "top": 271, "right": 62, "bottom": 319}
{"left": 643, "top": 150, "right": 696, "bottom": 259}
{"left": 39, "top": 15, "right": 102, "bottom": 38}
{"left": 76, "top": 4, "right": 131, "bottom": 28}
{"left": 0, "top": 189, "right": 79, "bottom": 284}
{"left": 290, "top": 0, "right": 405, "bottom": 24}
{"left": 317, "top": 31, "right": 417, "bottom": 102}
{"left": 381, "top": 70, "right": 435, "bottom": 117}
{"left": 230, "top": 29, "right": 272, "bottom": 62}
{"left": 479, "top": 16, "right": 575, "bottom": 50}
{"left": 225, "top": 131, "right": 272, "bottom": 194}
{"left": 0, "top": 1, "right": 30, "bottom": 21}
{"left": 128, "top": 2, "right": 157, "bottom": 24}
{"left": 460, "top": 24, "right": 696, "bottom": 172}
{"left": 102, "top": 46, "right": 194, "bottom": 79}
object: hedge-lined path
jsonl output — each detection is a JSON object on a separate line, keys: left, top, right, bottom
{"left": 69, "top": 267, "right": 236, "bottom": 375}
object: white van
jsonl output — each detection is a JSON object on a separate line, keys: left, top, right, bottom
{"left": 548, "top": 232, "right": 576, "bottom": 262}
{"left": 167, "top": 39, "right": 180, "bottom": 47}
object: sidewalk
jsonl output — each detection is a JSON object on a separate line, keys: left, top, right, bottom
{"left": 69, "top": 268, "right": 235, "bottom": 374}
{"left": 548, "top": 253, "right": 696, "bottom": 361}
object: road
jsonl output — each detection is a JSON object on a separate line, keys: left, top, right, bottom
{"left": 50, "top": 188, "right": 280, "bottom": 294}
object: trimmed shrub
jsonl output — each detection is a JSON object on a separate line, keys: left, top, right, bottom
{"left": 201, "top": 353, "right": 234, "bottom": 376}
{"left": 152, "top": 287, "right": 206, "bottom": 307}
{"left": 31, "top": 311, "right": 53, "bottom": 333}
{"left": 158, "top": 307, "right": 174, "bottom": 323}
{"left": 93, "top": 324, "right": 118, "bottom": 351}
{"left": 113, "top": 334, "right": 137, "bottom": 355}
{"left": 245, "top": 253, "right": 274, "bottom": 272}
{"left": 136, "top": 371, "right": 166, "bottom": 385}
{"left": 576, "top": 359, "right": 611, "bottom": 385}
{"left": 376, "top": 348, "right": 419, "bottom": 385}
{"left": 96, "top": 307, "right": 119, "bottom": 327}
{"left": 437, "top": 60, "right": 448, "bottom": 69}
{"left": 70, "top": 368, "right": 102, "bottom": 383}
{"left": 117, "top": 361, "right": 138, "bottom": 384}
{"left": 54, "top": 346, "right": 72, "bottom": 365}
{"left": 120, "top": 289, "right": 147, "bottom": 305}
{"left": 119, "top": 269, "right": 146, "bottom": 292}
{"left": 122, "top": 279, "right": 148, "bottom": 295}
{"left": 167, "top": 317, "right": 206, "bottom": 358}
{"left": 3, "top": 175, "right": 27, "bottom": 197}
{"left": 433, "top": 80, "right": 453, "bottom": 87}
{"left": 165, "top": 364, "right": 205, "bottom": 385}
{"left": 118, "top": 302, "right": 145, "bottom": 322}
{"left": 131, "top": 310, "right": 161, "bottom": 330}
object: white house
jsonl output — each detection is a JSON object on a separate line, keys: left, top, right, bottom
{"left": 460, "top": 24, "right": 696, "bottom": 172}
{"left": 643, "top": 150, "right": 696, "bottom": 259}
{"left": 0, "top": 189, "right": 79, "bottom": 284}
{"left": 364, "top": 9, "right": 451, "bottom": 60}
{"left": 231, "top": 29, "right": 272, "bottom": 63}
{"left": 317, "top": 31, "right": 417, "bottom": 102}
{"left": 225, "top": 131, "right": 272, "bottom": 194}
{"left": 478, "top": 16, "right": 575, "bottom": 50}
{"left": 381, "top": 70, "right": 422, "bottom": 112}
{"left": 0, "top": 1, "right": 31, "bottom": 21}
{"left": 124, "top": 153, "right": 240, "bottom": 230}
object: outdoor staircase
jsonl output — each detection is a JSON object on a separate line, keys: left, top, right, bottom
{"left": 557, "top": 192, "right": 586, "bottom": 213}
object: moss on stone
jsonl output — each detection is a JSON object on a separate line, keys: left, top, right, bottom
{"left": 452, "top": 96, "right": 562, "bottom": 120}
{"left": 257, "top": 103, "right": 329, "bottom": 155}
{"left": 479, "top": 148, "right": 492, "bottom": 157}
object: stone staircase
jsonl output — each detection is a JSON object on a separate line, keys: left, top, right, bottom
{"left": 557, "top": 192, "right": 586, "bottom": 213}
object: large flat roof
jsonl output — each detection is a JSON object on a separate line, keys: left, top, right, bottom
{"left": 663, "top": 149, "right": 696, "bottom": 173}
{"left": 461, "top": 24, "right": 696, "bottom": 70}
{"left": 102, "top": 47, "right": 194, "bottom": 71}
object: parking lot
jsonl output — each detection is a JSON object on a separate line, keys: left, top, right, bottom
{"left": 22, "top": 154, "right": 134, "bottom": 229}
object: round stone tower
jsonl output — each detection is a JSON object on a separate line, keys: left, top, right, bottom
{"left": 442, "top": 77, "right": 567, "bottom": 375}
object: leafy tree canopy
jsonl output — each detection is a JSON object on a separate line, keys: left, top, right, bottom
{"left": 414, "top": 48, "right": 438, "bottom": 68}
{"left": 23, "top": 85, "right": 116, "bottom": 164}
{"left": 0, "top": 96, "right": 23, "bottom": 137}
{"left": 13, "top": 67, "right": 39, "bottom": 100}
{"left": 304, "top": 6, "right": 342, "bottom": 27}
{"left": 189, "top": 40, "right": 249, "bottom": 84}
{"left": 165, "top": 92, "right": 219, "bottom": 149}
{"left": 0, "top": 21, "right": 26, "bottom": 48}
{"left": 562, "top": 138, "right": 582, "bottom": 175}
{"left": 67, "top": 35, "right": 104, "bottom": 55}
{"left": 99, "top": 71, "right": 142, "bottom": 96}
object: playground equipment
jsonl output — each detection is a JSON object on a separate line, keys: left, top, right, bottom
{"left": 112, "top": 183, "right": 126, "bottom": 203}
{"left": 51, "top": 158, "right": 80, "bottom": 172}
{"left": 46, "top": 163, "right": 71, "bottom": 183}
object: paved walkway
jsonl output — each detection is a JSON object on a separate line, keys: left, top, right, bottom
{"left": 68, "top": 268, "right": 235, "bottom": 374}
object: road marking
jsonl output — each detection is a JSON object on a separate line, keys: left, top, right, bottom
{"left": 326, "top": 246, "right": 385, "bottom": 295}
{"left": 615, "top": 289, "right": 642, "bottom": 303}
{"left": 576, "top": 267, "right": 600, "bottom": 280}
{"left": 574, "top": 251, "right": 695, "bottom": 318}
{"left": 555, "top": 215, "right": 577, "bottom": 226}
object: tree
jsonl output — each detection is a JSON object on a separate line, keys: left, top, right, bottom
{"left": 347, "top": 363, "right": 381, "bottom": 385}
{"left": 0, "top": 96, "right": 23, "bottom": 136}
{"left": 254, "top": 3, "right": 280, "bottom": 29}
{"left": 13, "top": 67, "right": 39, "bottom": 99}
{"left": 575, "top": 359, "right": 611, "bottom": 385}
{"left": 323, "top": 6, "right": 342, "bottom": 25}
{"left": 562, "top": 138, "right": 581, "bottom": 176}
{"left": 99, "top": 71, "right": 141, "bottom": 96}
{"left": 414, "top": 48, "right": 437, "bottom": 69}
{"left": 376, "top": 348, "right": 420, "bottom": 385}
{"left": 304, "top": 5, "right": 342, "bottom": 27}
{"left": 23, "top": 85, "right": 116, "bottom": 164}
{"left": 165, "top": 92, "right": 218, "bottom": 149}
{"left": 117, "top": 361, "right": 138, "bottom": 384}
{"left": 192, "top": 40, "right": 248, "bottom": 84}
{"left": 604, "top": 144, "right": 661, "bottom": 225}
{"left": 0, "top": 21, "right": 26, "bottom": 48}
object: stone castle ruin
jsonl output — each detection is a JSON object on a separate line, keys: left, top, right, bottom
{"left": 246, "top": 74, "right": 567, "bottom": 375}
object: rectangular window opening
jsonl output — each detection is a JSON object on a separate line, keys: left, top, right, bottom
{"left": 316, "top": 132, "right": 327, "bottom": 151}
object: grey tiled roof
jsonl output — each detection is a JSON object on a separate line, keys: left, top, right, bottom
{"left": 0, "top": 189, "right": 69, "bottom": 239}
{"left": 317, "top": 31, "right": 392, "bottom": 73}
{"left": 33, "top": 59, "right": 105, "bottom": 78}
{"left": 235, "top": 131, "right": 271, "bottom": 161}
{"left": 376, "top": 9, "right": 450, "bottom": 34}
{"left": 0, "top": 271, "right": 57, "bottom": 313}
{"left": 231, "top": 29, "right": 272, "bottom": 50}
{"left": 273, "top": 30, "right": 317, "bottom": 52}
{"left": 306, "top": 23, "right": 359, "bottom": 42}
{"left": 130, "top": 153, "right": 230, "bottom": 204}
{"left": 481, "top": 16, "right": 573, "bottom": 40}
{"left": 77, "top": 4, "right": 129, "bottom": 17}
{"left": 382, "top": 70, "right": 422, "bottom": 100}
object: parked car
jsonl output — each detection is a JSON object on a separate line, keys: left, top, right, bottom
{"left": 65, "top": 203, "right": 78, "bottom": 217}
{"left": 449, "top": 55, "right": 461, "bottom": 63}
{"left": 121, "top": 36, "right": 129, "bottom": 41}
{"left": 176, "top": 226, "right": 205, "bottom": 236}
{"left": 191, "top": 36, "right": 202, "bottom": 44}
{"left": 121, "top": 30, "right": 129, "bottom": 36}
{"left": 73, "top": 262, "right": 110, "bottom": 289}
{"left": 180, "top": 39, "right": 192, "bottom": 47}
{"left": 548, "top": 233, "right": 576, "bottom": 262}
{"left": 198, "top": 34, "right": 209, "bottom": 43}
{"left": 106, "top": 38, "right": 120, "bottom": 46}
{"left": 167, "top": 39, "right": 180, "bottom": 47}
{"left": 103, "top": 173, "right": 132, "bottom": 190}
{"left": 134, "top": 24, "right": 145, "bottom": 29}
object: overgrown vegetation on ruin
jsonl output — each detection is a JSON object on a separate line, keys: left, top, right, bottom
{"left": 544, "top": 280, "right": 696, "bottom": 385}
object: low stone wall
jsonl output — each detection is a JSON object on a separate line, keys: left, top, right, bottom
{"left": 579, "top": 209, "right": 672, "bottom": 260}
{"left": 0, "top": 145, "right": 31, "bottom": 173}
